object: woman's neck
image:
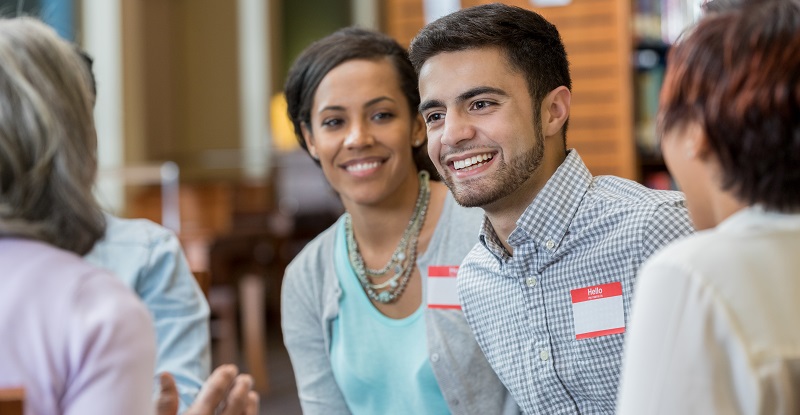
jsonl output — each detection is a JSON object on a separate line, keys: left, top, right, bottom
{"left": 345, "top": 172, "right": 423, "bottom": 259}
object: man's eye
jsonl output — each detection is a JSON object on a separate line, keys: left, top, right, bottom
{"left": 472, "top": 100, "right": 492, "bottom": 110}
{"left": 425, "top": 113, "right": 444, "bottom": 124}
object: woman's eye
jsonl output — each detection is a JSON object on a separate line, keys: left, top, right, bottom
{"left": 372, "top": 112, "right": 394, "bottom": 121}
{"left": 321, "top": 118, "right": 342, "bottom": 128}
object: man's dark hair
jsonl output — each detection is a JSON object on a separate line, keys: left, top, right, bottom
{"left": 408, "top": 3, "right": 572, "bottom": 144}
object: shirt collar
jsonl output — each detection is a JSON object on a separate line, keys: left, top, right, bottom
{"left": 479, "top": 150, "right": 592, "bottom": 261}
{"left": 718, "top": 205, "right": 800, "bottom": 233}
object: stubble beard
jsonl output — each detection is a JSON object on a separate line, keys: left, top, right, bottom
{"left": 441, "top": 130, "right": 545, "bottom": 208}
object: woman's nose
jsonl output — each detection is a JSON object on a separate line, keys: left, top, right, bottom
{"left": 343, "top": 120, "right": 374, "bottom": 148}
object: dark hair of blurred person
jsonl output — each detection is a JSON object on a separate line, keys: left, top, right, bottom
{"left": 660, "top": 0, "right": 800, "bottom": 221}
{"left": 617, "top": 1, "right": 800, "bottom": 412}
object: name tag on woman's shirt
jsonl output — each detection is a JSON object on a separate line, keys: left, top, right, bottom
{"left": 427, "top": 266, "right": 461, "bottom": 309}
{"left": 570, "top": 282, "right": 625, "bottom": 339}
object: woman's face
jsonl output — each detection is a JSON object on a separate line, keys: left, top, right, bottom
{"left": 302, "top": 58, "right": 425, "bottom": 209}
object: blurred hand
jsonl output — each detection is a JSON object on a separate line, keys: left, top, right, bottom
{"left": 156, "top": 372, "right": 179, "bottom": 415}
{"left": 156, "top": 365, "right": 259, "bottom": 415}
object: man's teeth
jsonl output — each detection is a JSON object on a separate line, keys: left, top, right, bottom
{"left": 453, "top": 153, "right": 493, "bottom": 171}
{"left": 346, "top": 161, "right": 381, "bottom": 172}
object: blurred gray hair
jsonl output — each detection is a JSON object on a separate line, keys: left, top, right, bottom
{"left": 0, "top": 17, "right": 105, "bottom": 255}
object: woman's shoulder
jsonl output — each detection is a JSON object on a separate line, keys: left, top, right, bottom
{"left": 435, "top": 191, "right": 485, "bottom": 236}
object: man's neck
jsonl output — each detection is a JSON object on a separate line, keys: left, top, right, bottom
{"left": 482, "top": 149, "right": 567, "bottom": 255}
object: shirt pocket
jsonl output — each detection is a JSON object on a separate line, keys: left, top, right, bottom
{"left": 568, "top": 333, "right": 624, "bottom": 409}
{"left": 572, "top": 332, "right": 625, "bottom": 362}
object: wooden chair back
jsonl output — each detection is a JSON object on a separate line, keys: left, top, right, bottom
{"left": 0, "top": 387, "right": 24, "bottom": 415}
{"left": 192, "top": 270, "right": 211, "bottom": 299}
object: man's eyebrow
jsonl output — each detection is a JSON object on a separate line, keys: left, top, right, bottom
{"left": 419, "top": 99, "right": 444, "bottom": 114}
{"left": 418, "top": 86, "right": 508, "bottom": 114}
{"left": 458, "top": 86, "right": 508, "bottom": 103}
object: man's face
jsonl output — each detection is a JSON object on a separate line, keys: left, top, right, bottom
{"left": 418, "top": 47, "right": 545, "bottom": 209}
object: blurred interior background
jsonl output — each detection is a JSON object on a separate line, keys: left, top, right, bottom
{"left": 2, "top": 0, "right": 701, "bottom": 413}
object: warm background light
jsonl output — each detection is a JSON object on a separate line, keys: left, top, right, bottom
{"left": 270, "top": 93, "right": 299, "bottom": 152}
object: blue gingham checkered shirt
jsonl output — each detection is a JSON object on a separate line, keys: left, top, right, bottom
{"left": 458, "top": 150, "right": 693, "bottom": 414}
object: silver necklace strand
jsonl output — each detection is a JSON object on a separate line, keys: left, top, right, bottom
{"left": 345, "top": 171, "right": 431, "bottom": 304}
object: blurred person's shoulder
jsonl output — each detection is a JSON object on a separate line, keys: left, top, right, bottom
{"left": 95, "top": 213, "right": 177, "bottom": 248}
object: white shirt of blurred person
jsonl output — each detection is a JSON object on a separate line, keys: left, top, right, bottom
{"left": 617, "top": 0, "right": 800, "bottom": 413}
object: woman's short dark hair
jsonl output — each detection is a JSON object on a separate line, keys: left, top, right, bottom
{"left": 702, "top": 0, "right": 743, "bottom": 14}
{"left": 0, "top": 17, "right": 106, "bottom": 254}
{"left": 408, "top": 3, "right": 572, "bottom": 145}
{"left": 284, "top": 27, "right": 438, "bottom": 179}
{"left": 659, "top": 0, "right": 800, "bottom": 212}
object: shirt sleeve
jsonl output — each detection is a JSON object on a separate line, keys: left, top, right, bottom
{"left": 138, "top": 231, "right": 211, "bottom": 412}
{"left": 616, "top": 258, "right": 754, "bottom": 414}
{"left": 281, "top": 261, "right": 350, "bottom": 415}
{"left": 64, "top": 271, "right": 157, "bottom": 415}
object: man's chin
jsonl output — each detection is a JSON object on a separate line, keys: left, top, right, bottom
{"left": 445, "top": 182, "right": 500, "bottom": 208}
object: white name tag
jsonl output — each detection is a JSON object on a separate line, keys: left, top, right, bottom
{"left": 427, "top": 266, "right": 461, "bottom": 310}
{"left": 570, "top": 282, "right": 625, "bottom": 339}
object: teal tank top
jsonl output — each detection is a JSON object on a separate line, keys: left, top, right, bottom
{"left": 330, "top": 220, "right": 451, "bottom": 415}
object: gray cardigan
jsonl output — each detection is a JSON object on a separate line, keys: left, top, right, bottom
{"left": 281, "top": 193, "right": 517, "bottom": 415}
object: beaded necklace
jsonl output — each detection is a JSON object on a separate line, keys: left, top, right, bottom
{"left": 345, "top": 171, "right": 431, "bottom": 304}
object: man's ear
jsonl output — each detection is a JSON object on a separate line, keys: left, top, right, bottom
{"left": 542, "top": 86, "right": 571, "bottom": 138}
{"left": 300, "top": 123, "right": 319, "bottom": 160}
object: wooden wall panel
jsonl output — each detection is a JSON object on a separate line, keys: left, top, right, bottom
{"left": 383, "top": 0, "right": 637, "bottom": 180}
{"left": 383, "top": 0, "right": 426, "bottom": 47}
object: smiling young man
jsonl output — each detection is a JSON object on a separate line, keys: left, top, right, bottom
{"left": 409, "top": 4, "right": 694, "bottom": 414}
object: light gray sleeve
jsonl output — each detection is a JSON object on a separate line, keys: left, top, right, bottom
{"left": 281, "top": 250, "right": 350, "bottom": 415}
{"left": 423, "top": 198, "right": 520, "bottom": 414}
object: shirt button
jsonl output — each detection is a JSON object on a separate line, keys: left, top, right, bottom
{"left": 526, "top": 277, "right": 537, "bottom": 287}
{"left": 540, "top": 349, "right": 550, "bottom": 361}
{"left": 430, "top": 353, "right": 440, "bottom": 363}
{"left": 545, "top": 240, "right": 556, "bottom": 250}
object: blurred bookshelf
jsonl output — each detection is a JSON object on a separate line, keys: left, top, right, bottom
{"left": 632, "top": 0, "right": 702, "bottom": 190}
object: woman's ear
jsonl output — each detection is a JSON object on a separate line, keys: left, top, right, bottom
{"left": 542, "top": 86, "right": 571, "bottom": 138}
{"left": 685, "top": 122, "right": 711, "bottom": 161}
{"left": 300, "top": 123, "right": 319, "bottom": 160}
{"left": 412, "top": 114, "right": 427, "bottom": 148}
